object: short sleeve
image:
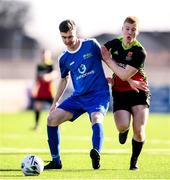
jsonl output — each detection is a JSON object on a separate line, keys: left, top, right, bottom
{"left": 59, "top": 58, "right": 69, "bottom": 78}
{"left": 127, "top": 48, "right": 146, "bottom": 69}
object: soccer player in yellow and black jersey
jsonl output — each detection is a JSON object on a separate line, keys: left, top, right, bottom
{"left": 101, "top": 16, "right": 151, "bottom": 170}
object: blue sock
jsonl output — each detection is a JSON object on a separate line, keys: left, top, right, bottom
{"left": 47, "top": 126, "right": 60, "bottom": 163}
{"left": 92, "top": 123, "right": 104, "bottom": 153}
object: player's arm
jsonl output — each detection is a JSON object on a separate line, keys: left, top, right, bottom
{"left": 101, "top": 46, "right": 149, "bottom": 92}
{"left": 31, "top": 81, "right": 40, "bottom": 97}
{"left": 50, "top": 76, "right": 69, "bottom": 112}
{"left": 101, "top": 46, "right": 137, "bottom": 81}
{"left": 42, "top": 65, "right": 58, "bottom": 82}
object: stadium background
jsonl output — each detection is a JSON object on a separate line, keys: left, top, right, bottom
{"left": 0, "top": 0, "right": 170, "bottom": 113}
{"left": 0, "top": 32, "right": 170, "bottom": 113}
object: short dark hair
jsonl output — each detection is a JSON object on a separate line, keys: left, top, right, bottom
{"left": 59, "top": 19, "right": 76, "bottom": 33}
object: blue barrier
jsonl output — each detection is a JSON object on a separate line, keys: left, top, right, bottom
{"left": 150, "top": 86, "right": 170, "bottom": 113}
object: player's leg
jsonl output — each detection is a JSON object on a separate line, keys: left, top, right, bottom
{"left": 112, "top": 91, "right": 132, "bottom": 144}
{"left": 44, "top": 108, "right": 73, "bottom": 170}
{"left": 130, "top": 105, "right": 149, "bottom": 170}
{"left": 91, "top": 112, "right": 104, "bottom": 152}
{"left": 90, "top": 112, "right": 104, "bottom": 169}
{"left": 87, "top": 90, "right": 110, "bottom": 169}
{"left": 114, "top": 110, "right": 131, "bottom": 144}
{"left": 33, "top": 101, "right": 43, "bottom": 130}
{"left": 45, "top": 95, "right": 84, "bottom": 170}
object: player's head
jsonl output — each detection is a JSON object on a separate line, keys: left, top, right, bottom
{"left": 41, "top": 49, "right": 52, "bottom": 64}
{"left": 122, "top": 16, "right": 139, "bottom": 45}
{"left": 59, "top": 19, "right": 78, "bottom": 50}
{"left": 59, "top": 19, "right": 76, "bottom": 33}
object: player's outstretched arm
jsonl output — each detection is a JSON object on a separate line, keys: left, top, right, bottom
{"left": 50, "top": 76, "right": 69, "bottom": 112}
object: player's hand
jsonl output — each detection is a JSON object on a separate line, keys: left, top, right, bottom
{"left": 107, "top": 77, "right": 114, "bottom": 86}
{"left": 128, "top": 79, "right": 149, "bottom": 93}
{"left": 49, "top": 103, "right": 58, "bottom": 113}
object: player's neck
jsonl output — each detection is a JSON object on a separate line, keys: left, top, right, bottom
{"left": 68, "top": 39, "right": 80, "bottom": 51}
{"left": 122, "top": 40, "right": 135, "bottom": 49}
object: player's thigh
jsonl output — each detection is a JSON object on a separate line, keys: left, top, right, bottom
{"left": 47, "top": 108, "right": 73, "bottom": 126}
{"left": 114, "top": 110, "right": 131, "bottom": 130}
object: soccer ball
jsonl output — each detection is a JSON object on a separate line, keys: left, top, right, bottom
{"left": 21, "top": 155, "right": 44, "bottom": 176}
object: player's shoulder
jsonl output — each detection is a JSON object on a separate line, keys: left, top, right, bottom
{"left": 105, "top": 36, "right": 121, "bottom": 46}
{"left": 58, "top": 49, "right": 68, "bottom": 62}
{"left": 79, "top": 38, "right": 101, "bottom": 50}
{"left": 82, "top": 37, "right": 99, "bottom": 44}
{"left": 131, "top": 40, "right": 147, "bottom": 58}
{"left": 133, "top": 40, "right": 146, "bottom": 54}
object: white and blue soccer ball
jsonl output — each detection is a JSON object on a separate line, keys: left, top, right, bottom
{"left": 21, "top": 155, "right": 44, "bottom": 176}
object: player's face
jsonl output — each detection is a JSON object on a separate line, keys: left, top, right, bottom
{"left": 60, "top": 29, "right": 78, "bottom": 50}
{"left": 122, "top": 22, "right": 138, "bottom": 45}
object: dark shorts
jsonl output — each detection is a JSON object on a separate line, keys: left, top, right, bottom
{"left": 112, "top": 90, "right": 151, "bottom": 113}
{"left": 33, "top": 97, "right": 53, "bottom": 104}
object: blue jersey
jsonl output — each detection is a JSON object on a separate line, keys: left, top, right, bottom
{"left": 58, "top": 38, "right": 109, "bottom": 96}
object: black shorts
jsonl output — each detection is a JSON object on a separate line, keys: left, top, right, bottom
{"left": 32, "top": 97, "right": 53, "bottom": 104}
{"left": 112, "top": 90, "right": 151, "bottom": 113}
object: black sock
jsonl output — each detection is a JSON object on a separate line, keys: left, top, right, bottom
{"left": 131, "top": 139, "right": 144, "bottom": 160}
{"left": 35, "top": 110, "right": 40, "bottom": 126}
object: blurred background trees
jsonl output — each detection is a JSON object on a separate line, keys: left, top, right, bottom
{"left": 0, "top": 0, "right": 39, "bottom": 56}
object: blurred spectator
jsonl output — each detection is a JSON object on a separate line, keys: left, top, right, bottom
{"left": 31, "top": 49, "right": 58, "bottom": 130}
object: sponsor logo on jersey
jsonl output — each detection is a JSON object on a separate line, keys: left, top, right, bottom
{"left": 78, "top": 64, "right": 86, "bottom": 74}
{"left": 76, "top": 64, "right": 95, "bottom": 80}
{"left": 83, "top": 53, "right": 93, "bottom": 59}
{"left": 117, "top": 62, "right": 126, "bottom": 69}
{"left": 126, "top": 51, "right": 133, "bottom": 61}
{"left": 76, "top": 70, "right": 95, "bottom": 80}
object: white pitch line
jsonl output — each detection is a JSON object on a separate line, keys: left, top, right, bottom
{"left": 0, "top": 147, "right": 170, "bottom": 154}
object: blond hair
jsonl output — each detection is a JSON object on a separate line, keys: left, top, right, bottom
{"left": 124, "top": 16, "right": 139, "bottom": 25}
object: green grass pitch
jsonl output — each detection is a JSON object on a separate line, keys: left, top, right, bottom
{"left": 0, "top": 111, "right": 170, "bottom": 179}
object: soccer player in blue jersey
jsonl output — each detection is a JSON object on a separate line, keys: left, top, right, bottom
{"left": 44, "top": 19, "right": 110, "bottom": 170}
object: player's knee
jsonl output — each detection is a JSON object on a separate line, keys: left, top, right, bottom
{"left": 47, "top": 115, "right": 55, "bottom": 126}
{"left": 134, "top": 130, "right": 145, "bottom": 141}
{"left": 118, "top": 124, "right": 129, "bottom": 133}
{"left": 91, "top": 112, "right": 104, "bottom": 124}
